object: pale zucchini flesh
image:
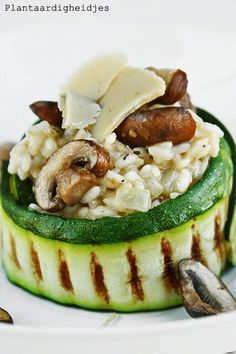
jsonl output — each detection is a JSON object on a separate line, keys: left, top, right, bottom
{"left": 0, "top": 197, "right": 228, "bottom": 312}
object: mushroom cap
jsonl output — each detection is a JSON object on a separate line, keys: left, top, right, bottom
{"left": 115, "top": 107, "right": 196, "bottom": 148}
{"left": 147, "top": 68, "right": 188, "bottom": 105}
{"left": 35, "top": 139, "right": 110, "bottom": 211}
{"left": 30, "top": 101, "right": 63, "bottom": 127}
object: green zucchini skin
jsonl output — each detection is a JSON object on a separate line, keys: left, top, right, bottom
{"left": 197, "top": 108, "right": 236, "bottom": 243}
{"left": 9, "top": 173, "right": 35, "bottom": 206}
{"left": 0, "top": 197, "right": 229, "bottom": 311}
{"left": 197, "top": 109, "right": 236, "bottom": 264}
{"left": 0, "top": 138, "right": 233, "bottom": 245}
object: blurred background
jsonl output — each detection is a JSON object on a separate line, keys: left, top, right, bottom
{"left": 0, "top": 0, "right": 236, "bottom": 142}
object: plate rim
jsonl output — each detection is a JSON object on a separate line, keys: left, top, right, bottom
{"left": 0, "top": 308, "right": 236, "bottom": 337}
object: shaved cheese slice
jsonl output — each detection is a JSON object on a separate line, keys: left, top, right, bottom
{"left": 61, "top": 53, "right": 127, "bottom": 101}
{"left": 60, "top": 91, "right": 101, "bottom": 130}
{"left": 92, "top": 67, "right": 166, "bottom": 142}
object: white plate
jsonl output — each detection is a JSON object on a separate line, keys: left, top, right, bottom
{"left": 0, "top": 0, "right": 236, "bottom": 353}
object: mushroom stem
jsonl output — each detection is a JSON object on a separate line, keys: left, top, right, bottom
{"left": 56, "top": 168, "right": 98, "bottom": 206}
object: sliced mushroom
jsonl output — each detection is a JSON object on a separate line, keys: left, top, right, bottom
{"left": 56, "top": 168, "right": 98, "bottom": 206}
{"left": 0, "top": 143, "right": 14, "bottom": 168}
{"left": 0, "top": 307, "right": 14, "bottom": 324}
{"left": 35, "top": 140, "right": 110, "bottom": 211}
{"left": 30, "top": 101, "right": 63, "bottom": 127}
{"left": 178, "top": 259, "right": 236, "bottom": 318}
{"left": 147, "top": 68, "right": 188, "bottom": 105}
{"left": 115, "top": 107, "right": 196, "bottom": 148}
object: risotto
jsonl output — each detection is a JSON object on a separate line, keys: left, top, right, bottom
{"left": 8, "top": 110, "right": 223, "bottom": 219}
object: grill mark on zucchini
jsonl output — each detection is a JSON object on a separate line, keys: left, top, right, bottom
{"left": 10, "top": 235, "right": 21, "bottom": 269}
{"left": 214, "top": 214, "right": 225, "bottom": 261}
{"left": 191, "top": 226, "right": 207, "bottom": 267}
{"left": 30, "top": 242, "right": 43, "bottom": 281}
{"left": 0, "top": 196, "right": 229, "bottom": 312}
{"left": 126, "top": 248, "right": 144, "bottom": 301}
{"left": 161, "top": 238, "right": 179, "bottom": 293}
{"left": 90, "top": 252, "right": 109, "bottom": 304}
{"left": 58, "top": 250, "right": 73, "bottom": 293}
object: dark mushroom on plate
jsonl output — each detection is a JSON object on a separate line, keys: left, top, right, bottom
{"left": 0, "top": 307, "right": 13, "bottom": 324}
{"left": 35, "top": 139, "right": 110, "bottom": 211}
{"left": 178, "top": 259, "right": 236, "bottom": 318}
